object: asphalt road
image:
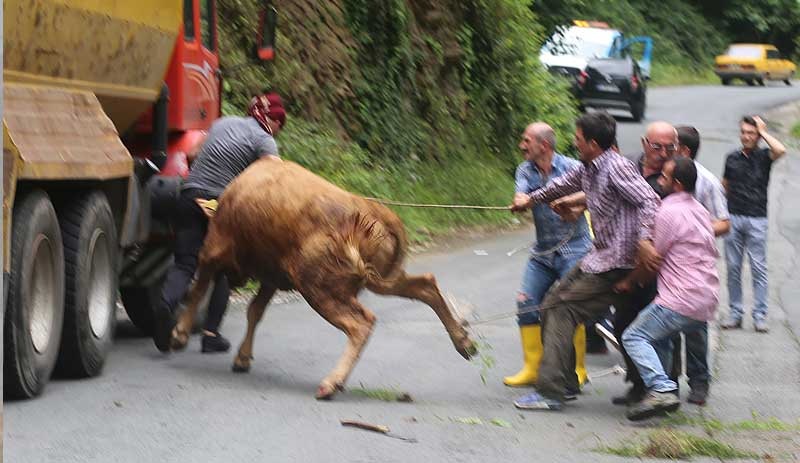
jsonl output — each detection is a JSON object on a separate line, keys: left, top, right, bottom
{"left": 6, "top": 82, "right": 800, "bottom": 463}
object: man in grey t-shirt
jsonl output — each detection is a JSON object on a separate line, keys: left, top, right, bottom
{"left": 153, "top": 92, "right": 287, "bottom": 353}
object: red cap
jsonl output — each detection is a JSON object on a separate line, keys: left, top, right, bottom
{"left": 248, "top": 91, "right": 287, "bottom": 132}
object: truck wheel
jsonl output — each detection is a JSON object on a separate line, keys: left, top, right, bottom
{"left": 757, "top": 77, "right": 765, "bottom": 86}
{"left": 746, "top": 79, "right": 755, "bottom": 86}
{"left": 4, "top": 190, "right": 65, "bottom": 398}
{"left": 55, "top": 191, "right": 118, "bottom": 377}
{"left": 785, "top": 72, "right": 794, "bottom": 86}
{"left": 721, "top": 78, "right": 731, "bottom": 86}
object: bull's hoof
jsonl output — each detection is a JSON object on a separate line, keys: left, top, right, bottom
{"left": 170, "top": 328, "right": 189, "bottom": 351}
{"left": 232, "top": 363, "right": 251, "bottom": 373}
{"left": 457, "top": 338, "right": 478, "bottom": 360}
{"left": 232, "top": 357, "right": 251, "bottom": 373}
{"left": 315, "top": 382, "right": 343, "bottom": 400}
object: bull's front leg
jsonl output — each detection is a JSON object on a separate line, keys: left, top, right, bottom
{"left": 232, "top": 282, "right": 276, "bottom": 373}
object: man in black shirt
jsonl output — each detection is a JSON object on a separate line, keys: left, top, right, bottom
{"left": 721, "top": 116, "right": 786, "bottom": 333}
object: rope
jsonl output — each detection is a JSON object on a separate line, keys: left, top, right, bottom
{"left": 364, "top": 197, "right": 511, "bottom": 210}
{"left": 464, "top": 303, "right": 546, "bottom": 326}
{"left": 507, "top": 222, "right": 578, "bottom": 257}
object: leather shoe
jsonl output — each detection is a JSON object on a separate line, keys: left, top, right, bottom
{"left": 720, "top": 317, "right": 742, "bottom": 330}
{"left": 612, "top": 385, "right": 646, "bottom": 406}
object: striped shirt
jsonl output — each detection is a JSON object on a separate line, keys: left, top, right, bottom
{"left": 515, "top": 154, "right": 592, "bottom": 260}
{"left": 529, "top": 149, "right": 661, "bottom": 274}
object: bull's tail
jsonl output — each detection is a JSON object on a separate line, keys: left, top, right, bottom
{"left": 328, "top": 212, "right": 405, "bottom": 291}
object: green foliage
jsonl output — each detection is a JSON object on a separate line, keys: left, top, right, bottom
{"left": 649, "top": 63, "right": 718, "bottom": 87}
{"left": 662, "top": 411, "right": 800, "bottom": 433}
{"left": 216, "top": 0, "right": 576, "bottom": 240}
{"left": 791, "top": 122, "right": 800, "bottom": 139}
{"left": 697, "top": 0, "right": 800, "bottom": 58}
{"left": 215, "top": 0, "right": 797, "bottom": 241}
{"left": 600, "top": 429, "right": 759, "bottom": 459}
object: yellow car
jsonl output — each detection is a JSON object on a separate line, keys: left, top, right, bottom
{"left": 714, "top": 43, "right": 796, "bottom": 86}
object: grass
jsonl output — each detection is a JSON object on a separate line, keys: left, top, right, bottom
{"left": 791, "top": 121, "right": 800, "bottom": 139}
{"left": 349, "top": 386, "right": 412, "bottom": 402}
{"left": 471, "top": 336, "right": 495, "bottom": 385}
{"left": 661, "top": 411, "right": 800, "bottom": 433}
{"left": 649, "top": 62, "right": 719, "bottom": 87}
{"left": 600, "top": 429, "right": 759, "bottom": 460}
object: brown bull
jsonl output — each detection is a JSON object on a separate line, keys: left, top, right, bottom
{"left": 169, "top": 157, "right": 477, "bottom": 399}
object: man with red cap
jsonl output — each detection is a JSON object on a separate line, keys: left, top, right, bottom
{"left": 153, "top": 92, "right": 286, "bottom": 353}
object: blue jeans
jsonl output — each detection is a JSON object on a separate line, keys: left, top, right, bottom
{"left": 517, "top": 253, "right": 583, "bottom": 325}
{"left": 725, "top": 215, "right": 768, "bottom": 321}
{"left": 622, "top": 304, "right": 707, "bottom": 393}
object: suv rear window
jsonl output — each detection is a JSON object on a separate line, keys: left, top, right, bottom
{"left": 725, "top": 46, "right": 762, "bottom": 58}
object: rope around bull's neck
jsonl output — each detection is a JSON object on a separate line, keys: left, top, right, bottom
{"left": 364, "top": 197, "right": 511, "bottom": 210}
{"left": 365, "top": 196, "right": 578, "bottom": 258}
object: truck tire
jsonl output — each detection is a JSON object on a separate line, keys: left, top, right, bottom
{"left": 55, "top": 191, "right": 118, "bottom": 377}
{"left": 4, "top": 190, "right": 65, "bottom": 398}
{"left": 721, "top": 78, "right": 731, "bottom": 86}
{"left": 630, "top": 94, "right": 646, "bottom": 122}
{"left": 785, "top": 72, "right": 794, "bottom": 86}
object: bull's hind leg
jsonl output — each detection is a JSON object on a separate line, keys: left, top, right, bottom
{"left": 301, "top": 290, "right": 376, "bottom": 400}
{"left": 171, "top": 267, "right": 215, "bottom": 351}
{"left": 368, "top": 272, "right": 476, "bottom": 360}
{"left": 232, "top": 282, "right": 277, "bottom": 373}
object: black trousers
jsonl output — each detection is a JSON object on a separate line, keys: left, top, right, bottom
{"left": 158, "top": 188, "right": 229, "bottom": 333}
{"left": 614, "top": 281, "right": 682, "bottom": 390}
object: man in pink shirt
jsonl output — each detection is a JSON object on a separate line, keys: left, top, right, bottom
{"left": 616, "top": 157, "right": 720, "bottom": 421}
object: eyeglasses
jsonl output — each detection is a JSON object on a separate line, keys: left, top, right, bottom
{"left": 645, "top": 139, "right": 677, "bottom": 153}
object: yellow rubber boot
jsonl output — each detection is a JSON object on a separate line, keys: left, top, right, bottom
{"left": 574, "top": 324, "right": 588, "bottom": 386}
{"left": 503, "top": 325, "right": 543, "bottom": 387}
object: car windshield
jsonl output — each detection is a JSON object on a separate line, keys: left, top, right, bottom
{"left": 542, "top": 28, "right": 613, "bottom": 58}
{"left": 725, "top": 45, "right": 762, "bottom": 58}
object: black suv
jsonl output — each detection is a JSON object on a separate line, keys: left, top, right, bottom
{"left": 550, "top": 57, "right": 647, "bottom": 122}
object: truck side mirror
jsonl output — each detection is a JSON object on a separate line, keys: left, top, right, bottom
{"left": 256, "top": 4, "right": 278, "bottom": 61}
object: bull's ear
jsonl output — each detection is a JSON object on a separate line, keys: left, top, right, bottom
{"left": 255, "top": 2, "right": 278, "bottom": 61}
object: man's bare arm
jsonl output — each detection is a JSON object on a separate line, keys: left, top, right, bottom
{"left": 754, "top": 116, "right": 787, "bottom": 161}
{"left": 712, "top": 219, "right": 730, "bottom": 237}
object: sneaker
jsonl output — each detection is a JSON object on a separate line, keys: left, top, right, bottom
{"left": 720, "top": 317, "right": 742, "bottom": 330}
{"left": 594, "top": 319, "right": 621, "bottom": 352}
{"left": 153, "top": 307, "right": 176, "bottom": 353}
{"left": 513, "top": 391, "right": 563, "bottom": 410}
{"left": 687, "top": 383, "right": 709, "bottom": 406}
{"left": 202, "top": 332, "right": 231, "bottom": 353}
{"left": 626, "top": 390, "right": 681, "bottom": 421}
{"left": 754, "top": 319, "right": 769, "bottom": 333}
{"left": 564, "top": 386, "right": 581, "bottom": 402}
{"left": 612, "top": 385, "right": 646, "bottom": 406}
